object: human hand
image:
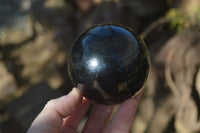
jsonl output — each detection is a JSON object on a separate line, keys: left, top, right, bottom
{"left": 27, "top": 88, "right": 143, "bottom": 133}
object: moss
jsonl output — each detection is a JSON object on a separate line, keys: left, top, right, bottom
{"left": 166, "top": 8, "right": 200, "bottom": 32}
{"left": 166, "top": 9, "right": 189, "bottom": 32}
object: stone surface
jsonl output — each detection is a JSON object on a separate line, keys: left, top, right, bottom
{"left": 0, "top": 62, "right": 16, "bottom": 100}
{"left": 0, "top": 0, "right": 33, "bottom": 44}
{"left": 7, "top": 82, "right": 63, "bottom": 130}
{"left": 11, "top": 31, "right": 64, "bottom": 88}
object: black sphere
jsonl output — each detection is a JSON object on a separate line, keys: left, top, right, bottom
{"left": 68, "top": 23, "right": 150, "bottom": 105}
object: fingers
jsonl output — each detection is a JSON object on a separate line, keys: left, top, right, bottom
{"left": 82, "top": 104, "right": 114, "bottom": 133}
{"left": 27, "top": 88, "right": 83, "bottom": 133}
{"left": 27, "top": 87, "right": 143, "bottom": 133}
{"left": 62, "top": 98, "right": 91, "bottom": 130}
{"left": 104, "top": 91, "right": 143, "bottom": 133}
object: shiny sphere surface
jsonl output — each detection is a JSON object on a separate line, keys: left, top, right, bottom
{"left": 68, "top": 23, "right": 150, "bottom": 105}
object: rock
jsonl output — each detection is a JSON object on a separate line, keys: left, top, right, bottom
{"left": 32, "top": 0, "right": 74, "bottom": 28}
{"left": 11, "top": 31, "right": 64, "bottom": 88}
{"left": 179, "top": 0, "right": 200, "bottom": 17}
{"left": 77, "top": 1, "right": 121, "bottom": 33}
{"left": 7, "top": 82, "right": 63, "bottom": 130}
{"left": 0, "top": 62, "right": 17, "bottom": 100}
{"left": 44, "top": 0, "right": 67, "bottom": 9}
{"left": 0, "top": 0, "right": 33, "bottom": 44}
{"left": 120, "top": 0, "right": 160, "bottom": 18}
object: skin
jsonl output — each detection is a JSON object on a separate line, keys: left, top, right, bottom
{"left": 27, "top": 88, "right": 143, "bottom": 133}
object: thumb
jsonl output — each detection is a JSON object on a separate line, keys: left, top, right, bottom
{"left": 27, "top": 88, "right": 83, "bottom": 133}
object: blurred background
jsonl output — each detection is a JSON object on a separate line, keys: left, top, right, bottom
{"left": 0, "top": 0, "right": 200, "bottom": 132}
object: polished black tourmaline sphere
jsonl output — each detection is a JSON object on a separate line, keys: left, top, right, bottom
{"left": 68, "top": 23, "right": 150, "bottom": 105}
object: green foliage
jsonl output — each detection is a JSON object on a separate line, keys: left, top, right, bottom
{"left": 166, "top": 8, "right": 200, "bottom": 32}
{"left": 194, "top": 7, "right": 200, "bottom": 25}
{"left": 166, "top": 9, "right": 189, "bottom": 32}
